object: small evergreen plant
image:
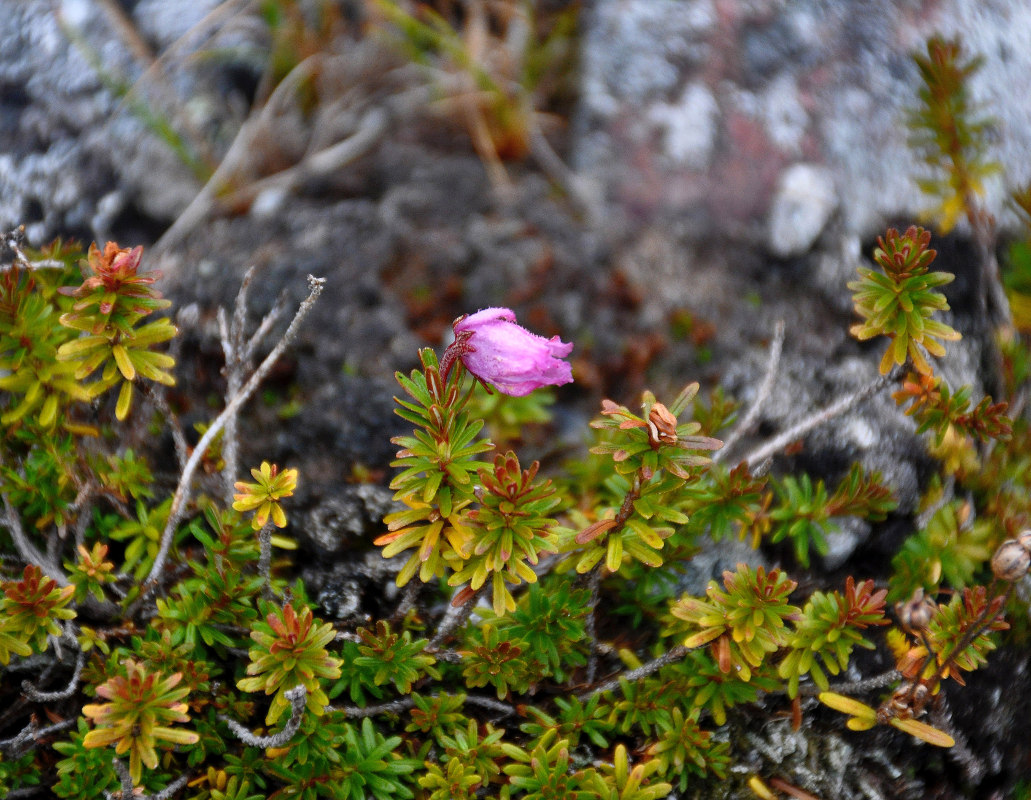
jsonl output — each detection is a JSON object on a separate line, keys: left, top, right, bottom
{"left": 1, "top": 26, "right": 1030, "bottom": 800}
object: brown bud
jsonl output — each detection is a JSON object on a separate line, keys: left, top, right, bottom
{"left": 1017, "top": 529, "right": 1031, "bottom": 553}
{"left": 991, "top": 539, "right": 1030, "bottom": 582}
{"left": 647, "top": 402, "right": 679, "bottom": 447}
{"left": 896, "top": 588, "right": 936, "bottom": 633}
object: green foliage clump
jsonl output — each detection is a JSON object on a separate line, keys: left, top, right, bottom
{"left": 672, "top": 564, "right": 799, "bottom": 681}
{"left": 848, "top": 225, "right": 960, "bottom": 375}
{"left": 56, "top": 242, "right": 177, "bottom": 420}
{"left": 779, "top": 577, "right": 889, "bottom": 696}
{"left": 1, "top": 564, "right": 75, "bottom": 660}
{"left": 356, "top": 619, "right": 439, "bottom": 694}
{"left": 909, "top": 36, "right": 999, "bottom": 232}
{"left": 82, "top": 659, "right": 199, "bottom": 783}
{"left": 237, "top": 601, "right": 341, "bottom": 725}
{"left": 768, "top": 465, "right": 896, "bottom": 567}
{"left": 449, "top": 451, "right": 561, "bottom": 614}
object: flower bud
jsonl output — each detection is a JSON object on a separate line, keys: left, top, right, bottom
{"left": 896, "top": 588, "right": 936, "bottom": 633}
{"left": 1017, "top": 529, "right": 1031, "bottom": 553}
{"left": 446, "top": 308, "right": 573, "bottom": 396}
{"left": 991, "top": 539, "right": 1030, "bottom": 582}
{"left": 647, "top": 402, "right": 679, "bottom": 447}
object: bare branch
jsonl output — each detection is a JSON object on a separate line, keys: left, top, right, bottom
{"left": 243, "top": 292, "right": 289, "bottom": 363}
{"left": 151, "top": 54, "right": 325, "bottom": 256}
{"left": 800, "top": 669, "right": 901, "bottom": 697}
{"left": 257, "top": 521, "right": 275, "bottom": 599}
{"left": 142, "top": 275, "right": 324, "bottom": 590}
{"left": 219, "top": 267, "right": 258, "bottom": 504}
{"left": 429, "top": 587, "right": 483, "bottom": 650}
{"left": 337, "top": 697, "right": 415, "bottom": 719}
{"left": 463, "top": 694, "right": 518, "bottom": 717}
{"left": 21, "top": 650, "right": 85, "bottom": 702}
{"left": 1, "top": 226, "right": 66, "bottom": 273}
{"left": 583, "top": 565, "right": 603, "bottom": 684}
{"left": 716, "top": 320, "right": 785, "bottom": 462}
{"left": 579, "top": 645, "right": 689, "bottom": 700}
{"left": 148, "top": 775, "right": 190, "bottom": 800}
{"left": 0, "top": 718, "right": 76, "bottom": 757}
{"left": 109, "top": 758, "right": 134, "bottom": 800}
{"left": 139, "top": 383, "right": 189, "bottom": 474}
{"left": 220, "top": 685, "right": 306, "bottom": 748}
{"left": 742, "top": 369, "right": 898, "bottom": 469}
{"left": 529, "top": 127, "right": 601, "bottom": 225}
{"left": 0, "top": 487, "right": 68, "bottom": 586}
{"left": 390, "top": 581, "right": 422, "bottom": 623}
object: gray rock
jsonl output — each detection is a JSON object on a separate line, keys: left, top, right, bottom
{"left": 767, "top": 163, "right": 837, "bottom": 258}
{"left": 299, "top": 484, "right": 398, "bottom": 559}
{"left": 0, "top": 0, "right": 264, "bottom": 242}
{"left": 576, "top": 0, "right": 1031, "bottom": 240}
{"left": 649, "top": 81, "right": 721, "bottom": 169}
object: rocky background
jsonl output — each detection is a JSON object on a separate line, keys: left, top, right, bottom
{"left": 3, "top": 0, "right": 1031, "bottom": 797}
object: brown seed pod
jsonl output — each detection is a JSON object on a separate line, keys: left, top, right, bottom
{"left": 896, "top": 587, "right": 936, "bottom": 633}
{"left": 991, "top": 539, "right": 1031, "bottom": 582}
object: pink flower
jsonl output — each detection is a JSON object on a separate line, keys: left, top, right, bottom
{"left": 444, "top": 307, "right": 573, "bottom": 396}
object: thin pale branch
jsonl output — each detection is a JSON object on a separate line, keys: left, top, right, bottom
{"left": 142, "top": 275, "right": 324, "bottom": 590}
{"left": 151, "top": 53, "right": 325, "bottom": 256}
{"left": 337, "top": 697, "right": 415, "bottom": 719}
{"left": 1, "top": 226, "right": 66, "bottom": 272}
{"left": 244, "top": 292, "right": 289, "bottom": 363}
{"left": 0, "top": 488, "right": 68, "bottom": 585}
{"left": 529, "top": 127, "right": 600, "bottom": 224}
{"left": 716, "top": 320, "right": 785, "bottom": 462}
{"left": 21, "top": 650, "right": 85, "bottom": 702}
{"left": 583, "top": 564, "right": 603, "bottom": 684}
{"left": 390, "top": 581, "right": 422, "bottom": 623}
{"left": 149, "top": 775, "right": 190, "bottom": 800}
{"left": 800, "top": 669, "right": 901, "bottom": 697}
{"left": 219, "top": 106, "right": 391, "bottom": 210}
{"left": 219, "top": 267, "right": 257, "bottom": 504}
{"left": 742, "top": 370, "right": 898, "bottom": 469}
{"left": 257, "top": 521, "right": 274, "bottom": 599}
{"left": 0, "top": 718, "right": 76, "bottom": 757}
{"left": 429, "top": 586, "right": 483, "bottom": 650}
{"left": 110, "top": 758, "right": 134, "bottom": 800}
{"left": 463, "top": 694, "right": 518, "bottom": 717}
{"left": 220, "top": 685, "right": 306, "bottom": 748}
{"left": 138, "top": 383, "right": 188, "bottom": 473}
{"left": 579, "top": 645, "right": 689, "bottom": 700}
